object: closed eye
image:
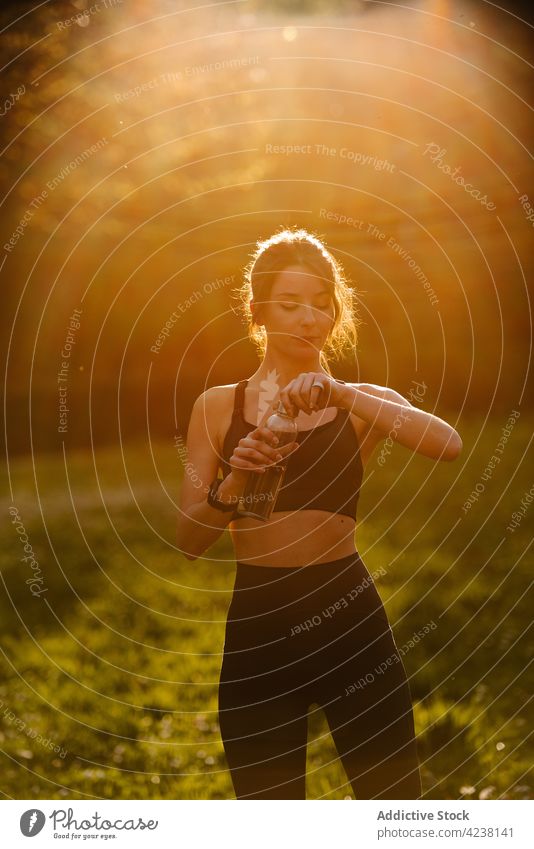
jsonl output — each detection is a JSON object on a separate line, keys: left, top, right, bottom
{"left": 280, "top": 302, "right": 331, "bottom": 311}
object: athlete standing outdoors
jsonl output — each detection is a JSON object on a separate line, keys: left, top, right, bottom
{"left": 177, "top": 226, "right": 462, "bottom": 799}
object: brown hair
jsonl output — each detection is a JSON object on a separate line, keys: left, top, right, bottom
{"left": 233, "top": 225, "right": 360, "bottom": 374}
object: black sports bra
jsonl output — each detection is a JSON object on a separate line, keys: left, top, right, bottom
{"left": 220, "top": 379, "right": 363, "bottom": 521}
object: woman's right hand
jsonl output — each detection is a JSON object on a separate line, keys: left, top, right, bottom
{"left": 228, "top": 427, "right": 299, "bottom": 487}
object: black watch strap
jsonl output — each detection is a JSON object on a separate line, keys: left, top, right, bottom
{"left": 207, "top": 477, "right": 237, "bottom": 512}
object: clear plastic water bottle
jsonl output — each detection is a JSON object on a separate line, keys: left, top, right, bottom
{"left": 236, "top": 401, "right": 298, "bottom": 521}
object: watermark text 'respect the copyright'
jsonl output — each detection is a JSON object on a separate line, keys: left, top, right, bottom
{"left": 265, "top": 142, "right": 395, "bottom": 172}
{"left": 58, "top": 309, "right": 82, "bottom": 433}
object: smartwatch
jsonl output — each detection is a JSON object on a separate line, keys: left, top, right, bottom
{"left": 207, "top": 477, "right": 237, "bottom": 512}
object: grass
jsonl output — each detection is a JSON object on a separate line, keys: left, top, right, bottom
{"left": 0, "top": 415, "right": 532, "bottom": 799}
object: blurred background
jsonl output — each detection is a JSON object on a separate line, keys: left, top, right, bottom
{"left": 0, "top": 0, "right": 532, "bottom": 801}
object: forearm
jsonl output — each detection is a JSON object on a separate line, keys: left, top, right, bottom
{"left": 177, "top": 474, "right": 243, "bottom": 560}
{"left": 339, "top": 383, "right": 462, "bottom": 460}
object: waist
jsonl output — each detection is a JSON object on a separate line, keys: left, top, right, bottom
{"left": 229, "top": 510, "right": 356, "bottom": 567}
{"left": 227, "top": 551, "right": 388, "bottom": 646}
{"left": 235, "top": 551, "right": 365, "bottom": 581}
{"left": 230, "top": 551, "right": 376, "bottom": 614}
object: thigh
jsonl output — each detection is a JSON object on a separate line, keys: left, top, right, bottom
{"left": 218, "top": 620, "right": 310, "bottom": 799}
{"left": 319, "top": 615, "right": 422, "bottom": 799}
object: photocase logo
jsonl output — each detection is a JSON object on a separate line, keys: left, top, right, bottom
{"left": 20, "top": 809, "right": 46, "bottom": 836}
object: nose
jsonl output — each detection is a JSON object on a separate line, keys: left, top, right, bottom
{"left": 300, "top": 304, "right": 317, "bottom": 326}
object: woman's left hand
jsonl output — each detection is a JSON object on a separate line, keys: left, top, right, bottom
{"left": 275, "top": 373, "right": 345, "bottom": 418}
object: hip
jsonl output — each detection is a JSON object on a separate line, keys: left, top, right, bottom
{"left": 220, "top": 552, "right": 403, "bottom": 695}
{"left": 225, "top": 551, "right": 391, "bottom": 646}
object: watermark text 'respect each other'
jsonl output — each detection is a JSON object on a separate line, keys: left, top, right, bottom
{"left": 461, "top": 409, "right": 520, "bottom": 514}
{"left": 344, "top": 620, "right": 437, "bottom": 696}
{"left": 0, "top": 698, "right": 67, "bottom": 759}
{"left": 289, "top": 567, "right": 387, "bottom": 637}
{"left": 151, "top": 274, "right": 235, "bottom": 355}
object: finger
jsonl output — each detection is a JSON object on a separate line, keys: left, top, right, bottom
{"left": 289, "top": 372, "right": 313, "bottom": 413}
{"left": 252, "top": 438, "right": 284, "bottom": 462}
{"left": 278, "top": 392, "right": 295, "bottom": 418}
{"left": 288, "top": 373, "right": 310, "bottom": 414}
{"left": 237, "top": 444, "right": 282, "bottom": 466}
{"left": 277, "top": 440, "right": 299, "bottom": 456}
{"left": 310, "top": 379, "right": 327, "bottom": 410}
{"left": 279, "top": 376, "right": 304, "bottom": 417}
{"left": 234, "top": 439, "right": 298, "bottom": 468}
{"left": 301, "top": 373, "right": 318, "bottom": 412}
{"left": 260, "top": 441, "right": 299, "bottom": 467}
{"left": 242, "top": 436, "right": 282, "bottom": 462}
{"left": 249, "top": 426, "right": 280, "bottom": 446}
{"left": 312, "top": 377, "right": 333, "bottom": 410}
{"left": 233, "top": 453, "right": 269, "bottom": 472}
{"left": 230, "top": 457, "right": 266, "bottom": 473}
{"left": 278, "top": 383, "right": 294, "bottom": 417}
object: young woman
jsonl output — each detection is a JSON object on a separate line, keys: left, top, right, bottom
{"left": 177, "top": 227, "right": 462, "bottom": 800}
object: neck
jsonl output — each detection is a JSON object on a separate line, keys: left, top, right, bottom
{"left": 249, "top": 345, "right": 328, "bottom": 389}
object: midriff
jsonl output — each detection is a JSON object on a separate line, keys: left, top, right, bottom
{"left": 229, "top": 509, "right": 357, "bottom": 567}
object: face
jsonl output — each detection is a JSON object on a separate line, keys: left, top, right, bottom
{"left": 258, "top": 263, "right": 335, "bottom": 355}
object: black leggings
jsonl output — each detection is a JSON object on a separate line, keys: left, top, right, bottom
{"left": 218, "top": 552, "right": 422, "bottom": 800}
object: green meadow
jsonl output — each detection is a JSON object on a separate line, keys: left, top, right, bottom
{"left": 1, "top": 415, "right": 531, "bottom": 800}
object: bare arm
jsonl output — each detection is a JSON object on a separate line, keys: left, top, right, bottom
{"left": 176, "top": 389, "right": 242, "bottom": 560}
{"left": 176, "top": 388, "right": 298, "bottom": 561}
{"left": 339, "top": 383, "right": 462, "bottom": 461}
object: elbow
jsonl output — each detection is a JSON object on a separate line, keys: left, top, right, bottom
{"left": 181, "top": 550, "right": 199, "bottom": 562}
{"left": 177, "top": 540, "right": 200, "bottom": 561}
{"left": 176, "top": 522, "right": 200, "bottom": 561}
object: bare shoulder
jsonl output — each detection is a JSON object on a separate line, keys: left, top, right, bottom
{"left": 193, "top": 383, "right": 237, "bottom": 455}
{"left": 193, "top": 383, "right": 235, "bottom": 408}
{"left": 343, "top": 382, "right": 413, "bottom": 468}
